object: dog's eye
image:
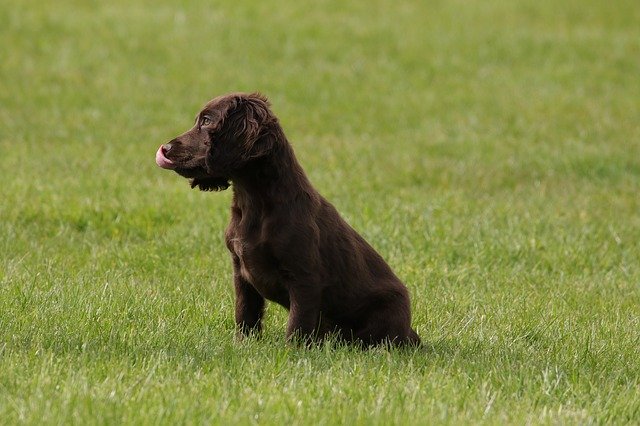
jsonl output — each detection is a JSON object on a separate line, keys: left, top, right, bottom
{"left": 201, "top": 116, "right": 212, "bottom": 127}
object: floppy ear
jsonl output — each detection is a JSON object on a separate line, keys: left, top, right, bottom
{"left": 222, "top": 93, "right": 275, "bottom": 160}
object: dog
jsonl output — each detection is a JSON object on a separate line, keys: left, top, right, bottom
{"left": 156, "top": 92, "right": 420, "bottom": 346}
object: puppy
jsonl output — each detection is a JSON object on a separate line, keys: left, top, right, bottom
{"left": 156, "top": 93, "right": 420, "bottom": 346}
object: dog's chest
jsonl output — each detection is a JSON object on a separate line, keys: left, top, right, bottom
{"left": 231, "top": 237, "right": 288, "bottom": 306}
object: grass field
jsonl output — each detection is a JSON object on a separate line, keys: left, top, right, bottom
{"left": 2, "top": 0, "right": 640, "bottom": 424}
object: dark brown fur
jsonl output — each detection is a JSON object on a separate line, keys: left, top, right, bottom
{"left": 158, "top": 92, "right": 420, "bottom": 346}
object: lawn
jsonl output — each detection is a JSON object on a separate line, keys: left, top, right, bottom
{"left": 1, "top": 0, "right": 639, "bottom": 424}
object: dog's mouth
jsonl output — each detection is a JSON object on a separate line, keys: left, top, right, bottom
{"left": 156, "top": 144, "right": 228, "bottom": 190}
{"left": 155, "top": 144, "right": 204, "bottom": 177}
{"left": 155, "top": 145, "right": 176, "bottom": 169}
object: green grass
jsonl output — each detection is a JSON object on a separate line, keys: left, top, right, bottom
{"left": 1, "top": 0, "right": 640, "bottom": 424}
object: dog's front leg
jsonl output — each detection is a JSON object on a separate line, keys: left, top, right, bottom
{"left": 232, "top": 256, "right": 265, "bottom": 338}
{"left": 286, "top": 285, "right": 322, "bottom": 344}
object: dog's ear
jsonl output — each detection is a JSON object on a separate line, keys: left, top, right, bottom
{"left": 224, "top": 93, "right": 276, "bottom": 160}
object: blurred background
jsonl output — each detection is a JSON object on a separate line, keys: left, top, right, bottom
{"left": 2, "top": 0, "right": 638, "bottom": 282}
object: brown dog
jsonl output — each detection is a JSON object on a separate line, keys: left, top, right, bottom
{"left": 156, "top": 93, "right": 420, "bottom": 346}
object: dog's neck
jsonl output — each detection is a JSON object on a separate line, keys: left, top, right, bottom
{"left": 231, "top": 140, "right": 316, "bottom": 213}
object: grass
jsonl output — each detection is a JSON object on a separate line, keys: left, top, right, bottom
{"left": 1, "top": 0, "right": 640, "bottom": 424}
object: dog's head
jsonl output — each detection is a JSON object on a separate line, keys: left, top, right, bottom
{"left": 155, "top": 92, "right": 277, "bottom": 191}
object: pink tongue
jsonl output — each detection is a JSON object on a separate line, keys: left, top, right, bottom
{"left": 156, "top": 145, "right": 176, "bottom": 169}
